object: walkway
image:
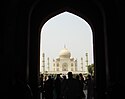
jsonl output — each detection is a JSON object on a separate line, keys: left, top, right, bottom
{"left": 40, "top": 89, "right": 87, "bottom": 99}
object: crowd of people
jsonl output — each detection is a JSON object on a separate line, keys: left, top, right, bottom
{"left": 39, "top": 72, "right": 94, "bottom": 99}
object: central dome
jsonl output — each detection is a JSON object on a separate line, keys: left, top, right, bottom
{"left": 59, "top": 48, "right": 71, "bottom": 58}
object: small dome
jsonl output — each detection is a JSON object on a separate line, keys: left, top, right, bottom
{"left": 59, "top": 48, "right": 71, "bottom": 58}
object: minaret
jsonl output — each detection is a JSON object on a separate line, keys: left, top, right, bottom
{"left": 42, "top": 53, "right": 45, "bottom": 74}
{"left": 85, "top": 52, "right": 88, "bottom": 73}
{"left": 86, "top": 53, "right": 88, "bottom": 66}
{"left": 64, "top": 44, "right": 66, "bottom": 48}
{"left": 81, "top": 57, "right": 83, "bottom": 71}
{"left": 47, "top": 57, "right": 50, "bottom": 71}
{"left": 53, "top": 59, "right": 55, "bottom": 71}
{"left": 75, "top": 58, "right": 77, "bottom": 71}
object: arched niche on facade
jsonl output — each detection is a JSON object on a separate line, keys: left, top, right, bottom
{"left": 28, "top": 1, "right": 108, "bottom": 99}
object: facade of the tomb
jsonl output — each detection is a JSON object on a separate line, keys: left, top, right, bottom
{"left": 41, "top": 47, "right": 88, "bottom": 75}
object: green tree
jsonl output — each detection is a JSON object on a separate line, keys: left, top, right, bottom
{"left": 87, "top": 64, "right": 94, "bottom": 76}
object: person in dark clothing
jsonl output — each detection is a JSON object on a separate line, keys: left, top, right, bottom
{"left": 54, "top": 74, "right": 62, "bottom": 99}
{"left": 86, "top": 75, "right": 94, "bottom": 99}
{"left": 79, "top": 73, "right": 86, "bottom": 90}
{"left": 44, "top": 75, "right": 54, "bottom": 99}
{"left": 40, "top": 74, "right": 43, "bottom": 91}
{"left": 62, "top": 72, "right": 82, "bottom": 99}
{"left": 76, "top": 75, "right": 86, "bottom": 99}
{"left": 39, "top": 74, "right": 45, "bottom": 99}
{"left": 60, "top": 75, "right": 67, "bottom": 99}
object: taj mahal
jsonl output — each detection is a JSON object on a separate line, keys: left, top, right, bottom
{"left": 41, "top": 46, "right": 89, "bottom": 75}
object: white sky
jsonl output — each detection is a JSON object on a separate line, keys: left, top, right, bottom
{"left": 40, "top": 11, "right": 94, "bottom": 72}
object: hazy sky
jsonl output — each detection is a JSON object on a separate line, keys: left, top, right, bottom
{"left": 40, "top": 11, "right": 94, "bottom": 71}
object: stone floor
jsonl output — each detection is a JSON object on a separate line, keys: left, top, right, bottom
{"left": 40, "top": 89, "right": 88, "bottom": 99}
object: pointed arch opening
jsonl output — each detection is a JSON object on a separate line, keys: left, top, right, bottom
{"left": 40, "top": 11, "right": 94, "bottom": 75}
{"left": 39, "top": 10, "right": 94, "bottom": 99}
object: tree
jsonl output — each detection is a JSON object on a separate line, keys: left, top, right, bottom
{"left": 87, "top": 64, "right": 94, "bottom": 76}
